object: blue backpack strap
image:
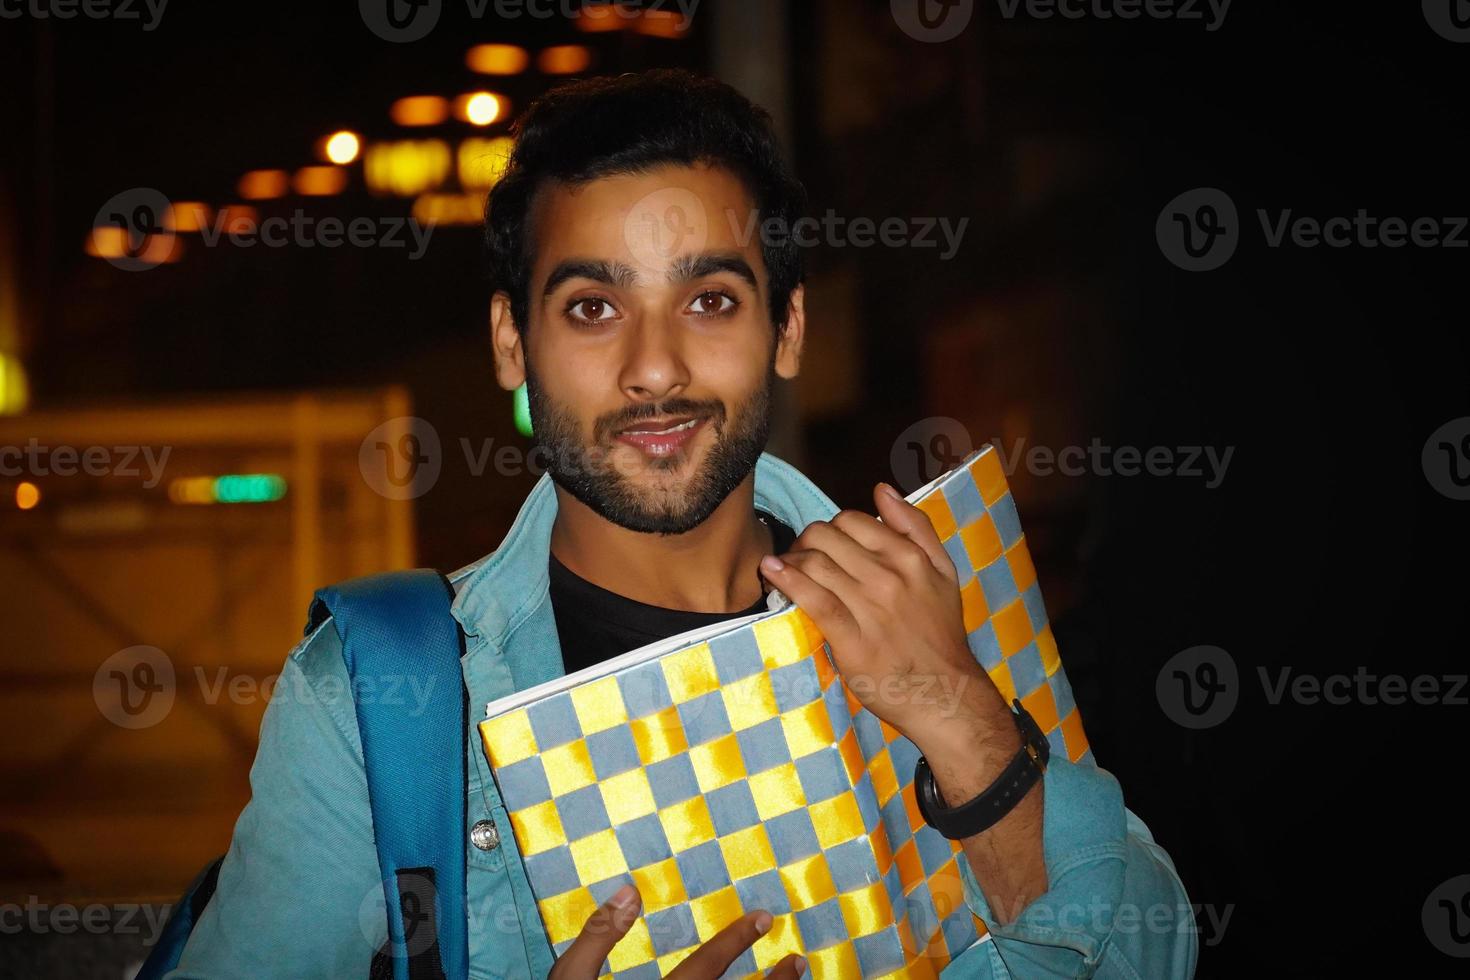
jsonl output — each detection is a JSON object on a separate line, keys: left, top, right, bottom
{"left": 132, "top": 856, "right": 225, "bottom": 978}
{"left": 310, "top": 569, "right": 469, "bottom": 980}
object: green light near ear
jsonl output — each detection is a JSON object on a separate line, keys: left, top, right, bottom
{"left": 513, "top": 381, "right": 533, "bottom": 437}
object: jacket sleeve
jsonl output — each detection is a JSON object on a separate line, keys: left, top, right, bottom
{"left": 941, "top": 758, "right": 1199, "bottom": 978}
{"left": 167, "top": 623, "right": 387, "bottom": 979}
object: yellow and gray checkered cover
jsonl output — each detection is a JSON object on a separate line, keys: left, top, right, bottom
{"left": 480, "top": 445, "right": 1089, "bottom": 979}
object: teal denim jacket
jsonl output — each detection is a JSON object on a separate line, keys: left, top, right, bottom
{"left": 171, "top": 452, "right": 1198, "bottom": 979}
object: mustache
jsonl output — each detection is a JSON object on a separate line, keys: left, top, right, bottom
{"left": 596, "top": 400, "right": 726, "bottom": 440}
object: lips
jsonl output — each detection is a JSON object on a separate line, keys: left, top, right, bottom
{"left": 613, "top": 415, "right": 709, "bottom": 457}
{"left": 618, "top": 416, "right": 701, "bottom": 436}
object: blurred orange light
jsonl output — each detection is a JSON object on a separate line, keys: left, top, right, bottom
{"left": 216, "top": 205, "right": 259, "bottom": 234}
{"left": 85, "top": 226, "right": 127, "bottom": 257}
{"left": 15, "top": 481, "right": 40, "bottom": 511}
{"left": 293, "top": 166, "right": 348, "bottom": 196}
{"left": 324, "top": 130, "right": 362, "bottom": 165}
{"left": 458, "top": 136, "right": 515, "bottom": 190}
{"left": 412, "top": 193, "right": 486, "bottom": 227}
{"left": 364, "top": 140, "right": 452, "bottom": 196}
{"left": 0, "top": 352, "right": 28, "bottom": 416}
{"left": 238, "top": 169, "right": 290, "bottom": 200}
{"left": 391, "top": 95, "right": 450, "bottom": 127}
{"left": 85, "top": 226, "right": 182, "bottom": 264}
{"left": 575, "top": 4, "right": 626, "bottom": 31}
{"left": 165, "top": 202, "right": 212, "bottom": 232}
{"left": 466, "top": 43, "right": 529, "bottom": 74}
{"left": 538, "top": 45, "right": 592, "bottom": 75}
{"left": 168, "top": 476, "right": 216, "bottom": 505}
{"left": 634, "top": 9, "right": 690, "bottom": 38}
{"left": 455, "top": 92, "right": 504, "bottom": 127}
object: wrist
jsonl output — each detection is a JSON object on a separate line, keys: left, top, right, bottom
{"left": 914, "top": 698, "right": 1050, "bottom": 839}
{"left": 905, "top": 666, "right": 1018, "bottom": 764}
{"left": 915, "top": 726, "right": 1021, "bottom": 802}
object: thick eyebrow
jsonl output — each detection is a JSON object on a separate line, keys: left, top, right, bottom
{"left": 541, "top": 258, "right": 640, "bottom": 298}
{"left": 667, "top": 252, "right": 760, "bottom": 293}
{"left": 540, "top": 251, "right": 761, "bottom": 299}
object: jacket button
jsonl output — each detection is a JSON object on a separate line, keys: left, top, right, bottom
{"left": 470, "top": 819, "right": 500, "bottom": 852}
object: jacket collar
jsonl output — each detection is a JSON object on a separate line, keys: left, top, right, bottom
{"left": 448, "top": 451, "right": 840, "bottom": 708}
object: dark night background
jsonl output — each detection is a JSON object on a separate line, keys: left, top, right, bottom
{"left": 1, "top": 1, "right": 1466, "bottom": 976}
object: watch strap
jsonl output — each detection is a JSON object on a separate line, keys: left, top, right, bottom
{"left": 914, "top": 699, "right": 1050, "bottom": 840}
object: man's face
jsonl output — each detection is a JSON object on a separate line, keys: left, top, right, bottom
{"left": 510, "top": 162, "right": 801, "bottom": 535}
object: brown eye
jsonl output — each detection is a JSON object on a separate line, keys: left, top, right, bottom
{"left": 567, "top": 297, "right": 616, "bottom": 323}
{"left": 687, "top": 291, "right": 736, "bottom": 316}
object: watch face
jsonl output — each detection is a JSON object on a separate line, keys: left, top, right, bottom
{"left": 914, "top": 758, "right": 953, "bottom": 834}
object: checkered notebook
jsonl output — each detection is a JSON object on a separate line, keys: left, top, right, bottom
{"left": 479, "top": 445, "right": 1090, "bottom": 979}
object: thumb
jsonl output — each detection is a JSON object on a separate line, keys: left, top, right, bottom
{"left": 552, "top": 885, "right": 642, "bottom": 978}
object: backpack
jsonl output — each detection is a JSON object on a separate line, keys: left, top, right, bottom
{"left": 136, "top": 569, "right": 471, "bottom": 980}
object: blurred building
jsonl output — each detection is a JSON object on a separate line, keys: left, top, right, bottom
{"left": 0, "top": 389, "right": 414, "bottom": 910}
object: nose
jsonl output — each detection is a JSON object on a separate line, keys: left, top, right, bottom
{"left": 617, "top": 313, "right": 689, "bottom": 406}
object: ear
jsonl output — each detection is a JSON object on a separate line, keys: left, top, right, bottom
{"left": 774, "top": 283, "right": 806, "bottom": 381}
{"left": 490, "top": 291, "right": 526, "bottom": 391}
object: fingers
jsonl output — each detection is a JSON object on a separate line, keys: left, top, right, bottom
{"left": 801, "top": 496, "right": 957, "bottom": 589}
{"left": 829, "top": 505, "right": 909, "bottom": 556}
{"left": 552, "top": 885, "right": 641, "bottom": 978}
{"left": 780, "top": 546, "right": 861, "bottom": 597}
{"left": 873, "top": 482, "right": 959, "bottom": 583}
{"left": 667, "top": 910, "right": 774, "bottom": 978}
{"left": 766, "top": 952, "right": 809, "bottom": 978}
{"left": 759, "top": 551, "right": 860, "bottom": 650}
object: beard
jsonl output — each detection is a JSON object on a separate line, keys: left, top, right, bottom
{"left": 524, "top": 356, "right": 776, "bottom": 536}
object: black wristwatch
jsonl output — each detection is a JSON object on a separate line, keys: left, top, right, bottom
{"left": 914, "top": 699, "right": 1050, "bottom": 840}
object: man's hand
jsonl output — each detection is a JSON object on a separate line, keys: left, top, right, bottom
{"left": 758, "top": 482, "right": 1049, "bottom": 924}
{"left": 757, "top": 482, "right": 1016, "bottom": 761}
{"left": 548, "top": 885, "right": 806, "bottom": 979}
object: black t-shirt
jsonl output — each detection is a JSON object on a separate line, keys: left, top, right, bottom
{"left": 549, "top": 510, "right": 797, "bottom": 675}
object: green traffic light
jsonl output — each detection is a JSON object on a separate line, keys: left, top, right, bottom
{"left": 213, "top": 473, "right": 287, "bottom": 503}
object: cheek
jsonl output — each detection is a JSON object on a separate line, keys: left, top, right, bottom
{"left": 536, "top": 345, "right": 662, "bottom": 444}
{"left": 532, "top": 334, "right": 615, "bottom": 401}
{"left": 694, "top": 328, "right": 773, "bottom": 392}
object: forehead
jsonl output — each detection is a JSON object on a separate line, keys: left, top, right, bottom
{"left": 528, "top": 162, "right": 766, "bottom": 286}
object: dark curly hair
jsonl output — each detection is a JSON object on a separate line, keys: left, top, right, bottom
{"left": 484, "top": 69, "right": 808, "bottom": 336}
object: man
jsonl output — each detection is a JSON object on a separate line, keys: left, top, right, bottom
{"left": 172, "top": 70, "right": 1196, "bottom": 978}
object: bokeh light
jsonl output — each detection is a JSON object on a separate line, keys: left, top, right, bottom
{"left": 466, "top": 43, "right": 529, "bottom": 74}
{"left": 292, "top": 166, "right": 348, "bottom": 196}
{"left": 323, "top": 130, "right": 361, "bottom": 165}
{"left": 14, "top": 481, "right": 40, "bottom": 510}
{"left": 390, "top": 95, "right": 450, "bottom": 127}
{"left": 238, "top": 169, "right": 290, "bottom": 200}
{"left": 538, "top": 45, "right": 592, "bottom": 75}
